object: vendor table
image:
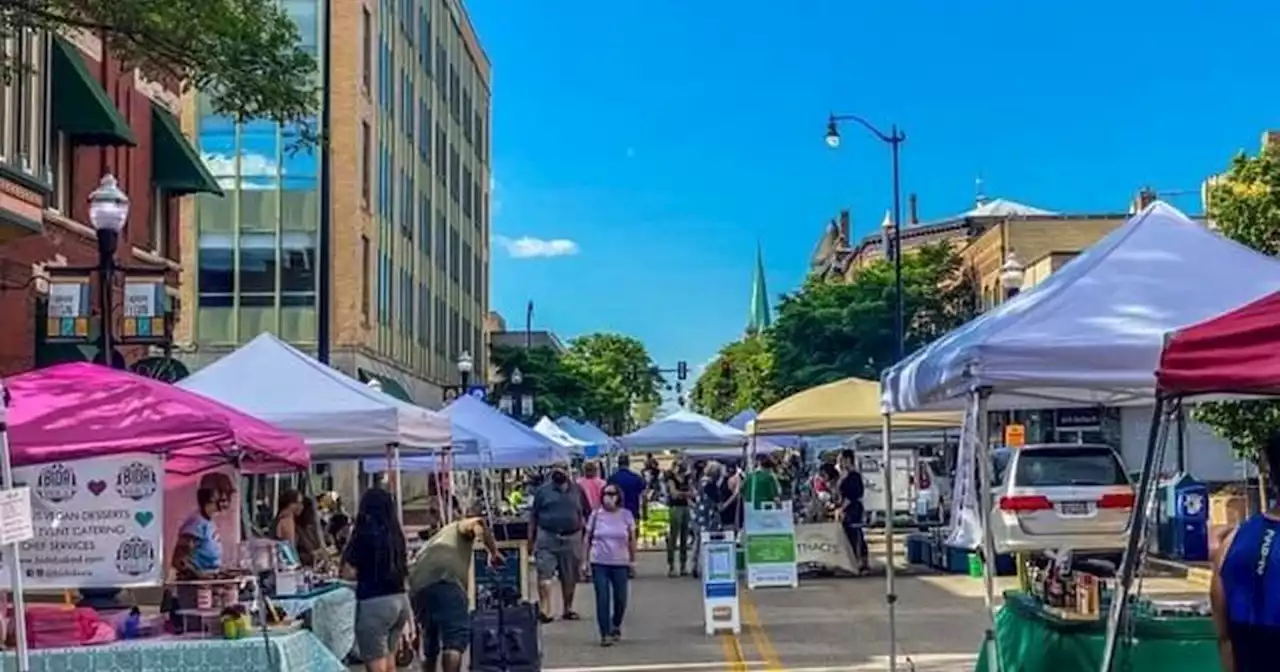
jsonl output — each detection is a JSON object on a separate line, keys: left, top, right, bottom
{"left": 2, "top": 629, "right": 343, "bottom": 672}
{"left": 274, "top": 584, "right": 356, "bottom": 659}
{"left": 974, "top": 591, "right": 1220, "bottom": 672}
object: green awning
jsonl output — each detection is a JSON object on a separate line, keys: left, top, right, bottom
{"left": 50, "top": 38, "right": 136, "bottom": 146}
{"left": 151, "top": 102, "right": 223, "bottom": 196}
{"left": 357, "top": 368, "right": 415, "bottom": 403}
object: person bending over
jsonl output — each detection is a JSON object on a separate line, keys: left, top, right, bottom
{"left": 409, "top": 517, "right": 502, "bottom": 672}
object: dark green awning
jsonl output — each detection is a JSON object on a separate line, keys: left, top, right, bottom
{"left": 151, "top": 102, "right": 224, "bottom": 196}
{"left": 50, "top": 38, "right": 136, "bottom": 146}
{"left": 357, "top": 368, "right": 415, "bottom": 403}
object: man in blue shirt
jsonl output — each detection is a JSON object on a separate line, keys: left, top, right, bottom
{"left": 608, "top": 455, "right": 646, "bottom": 523}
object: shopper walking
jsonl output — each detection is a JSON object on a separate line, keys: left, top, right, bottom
{"left": 342, "top": 488, "right": 411, "bottom": 672}
{"left": 837, "top": 449, "right": 870, "bottom": 574}
{"left": 664, "top": 454, "right": 694, "bottom": 577}
{"left": 530, "top": 462, "right": 588, "bottom": 622}
{"left": 583, "top": 484, "right": 636, "bottom": 646}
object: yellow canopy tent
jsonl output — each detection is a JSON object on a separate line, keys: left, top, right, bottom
{"left": 750, "top": 377, "right": 960, "bottom": 435}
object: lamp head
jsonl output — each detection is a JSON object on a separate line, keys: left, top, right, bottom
{"left": 510, "top": 367, "right": 524, "bottom": 386}
{"left": 456, "top": 350, "right": 474, "bottom": 374}
{"left": 87, "top": 174, "right": 130, "bottom": 233}
{"left": 999, "top": 253, "right": 1026, "bottom": 290}
{"left": 824, "top": 117, "right": 841, "bottom": 149}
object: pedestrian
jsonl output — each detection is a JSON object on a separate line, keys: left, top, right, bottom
{"left": 530, "top": 462, "right": 588, "bottom": 623}
{"left": 837, "top": 449, "right": 871, "bottom": 574}
{"left": 583, "top": 484, "right": 636, "bottom": 646}
{"left": 743, "top": 455, "right": 782, "bottom": 509}
{"left": 692, "top": 460, "right": 733, "bottom": 578}
{"left": 607, "top": 455, "right": 646, "bottom": 577}
{"left": 408, "top": 517, "right": 503, "bottom": 672}
{"left": 664, "top": 453, "right": 694, "bottom": 577}
{"left": 577, "top": 460, "right": 606, "bottom": 511}
{"left": 341, "top": 488, "right": 411, "bottom": 672}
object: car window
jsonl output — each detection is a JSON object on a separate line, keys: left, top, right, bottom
{"left": 1013, "top": 447, "right": 1128, "bottom": 487}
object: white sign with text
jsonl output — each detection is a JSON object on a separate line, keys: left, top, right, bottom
{"left": 0, "top": 454, "right": 164, "bottom": 589}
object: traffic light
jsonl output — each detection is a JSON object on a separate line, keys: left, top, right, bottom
{"left": 677, "top": 360, "right": 688, "bottom": 380}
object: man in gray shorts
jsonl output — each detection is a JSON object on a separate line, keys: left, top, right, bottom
{"left": 529, "top": 463, "right": 589, "bottom": 623}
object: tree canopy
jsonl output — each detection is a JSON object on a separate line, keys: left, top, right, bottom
{"left": 11, "top": 0, "right": 318, "bottom": 134}
{"left": 767, "top": 242, "right": 975, "bottom": 397}
{"left": 690, "top": 335, "right": 778, "bottom": 421}
{"left": 487, "top": 333, "right": 663, "bottom": 433}
{"left": 1193, "top": 144, "right": 1280, "bottom": 465}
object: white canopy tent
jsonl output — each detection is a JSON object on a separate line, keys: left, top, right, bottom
{"left": 882, "top": 202, "right": 1280, "bottom": 413}
{"left": 179, "top": 333, "right": 456, "bottom": 457}
{"left": 619, "top": 410, "right": 747, "bottom": 451}
{"left": 533, "top": 416, "right": 589, "bottom": 454}
{"left": 878, "top": 202, "right": 1280, "bottom": 672}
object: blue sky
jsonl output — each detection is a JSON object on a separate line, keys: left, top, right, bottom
{"left": 468, "top": 0, "right": 1280, "bottom": 377}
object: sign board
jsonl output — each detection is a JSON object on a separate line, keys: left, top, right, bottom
{"left": 122, "top": 281, "right": 168, "bottom": 342}
{"left": 0, "top": 453, "right": 164, "bottom": 589}
{"left": 467, "top": 541, "right": 529, "bottom": 609}
{"left": 742, "top": 502, "right": 798, "bottom": 589}
{"left": 1004, "top": 423, "right": 1026, "bottom": 448}
{"left": 45, "top": 279, "right": 92, "bottom": 343}
{"left": 795, "top": 522, "right": 857, "bottom": 575}
{"left": 465, "top": 385, "right": 488, "bottom": 400}
{"left": 701, "top": 531, "right": 739, "bottom": 635}
{"left": 0, "top": 487, "right": 34, "bottom": 546}
{"left": 1055, "top": 408, "right": 1103, "bottom": 428}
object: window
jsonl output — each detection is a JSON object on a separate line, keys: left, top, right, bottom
{"left": 435, "top": 43, "right": 446, "bottom": 99}
{"left": 198, "top": 234, "right": 235, "bottom": 307}
{"left": 461, "top": 240, "right": 472, "bottom": 295}
{"left": 448, "top": 66, "right": 460, "bottom": 121}
{"left": 49, "top": 132, "right": 72, "bottom": 213}
{"left": 461, "top": 166, "right": 471, "bottom": 218}
{"left": 419, "top": 99, "right": 431, "bottom": 159}
{"left": 152, "top": 187, "right": 171, "bottom": 257}
{"left": 471, "top": 178, "right": 482, "bottom": 230}
{"left": 238, "top": 233, "right": 278, "bottom": 307}
{"left": 1012, "top": 447, "right": 1128, "bottom": 488}
{"left": 448, "top": 227, "right": 459, "bottom": 281}
{"left": 401, "top": 169, "right": 412, "bottom": 237}
{"left": 420, "top": 7, "right": 431, "bottom": 72}
{"left": 281, "top": 232, "right": 316, "bottom": 306}
{"left": 435, "top": 210, "right": 447, "bottom": 271}
{"left": 360, "top": 121, "right": 371, "bottom": 208}
{"left": 361, "top": 235, "right": 371, "bottom": 320}
{"left": 474, "top": 110, "right": 484, "bottom": 163}
{"left": 419, "top": 194, "right": 431, "bottom": 256}
{"left": 361, "top": 8, "right": 372, "bottom": 93}
{"left": 435, "top": 125, "right": 446, "bottom": 186}
{"left": 0, "top": 28, "right": 48, "bottom": 180}
{"left": 461, "top": 89, "right": 472, "bottom": 143}
{"left": 448, "top": 145, "right": 460, "bottom": 203}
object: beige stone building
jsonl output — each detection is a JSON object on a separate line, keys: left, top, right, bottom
{"left": 176, "top": 0, "right": 491, "bottom": 407}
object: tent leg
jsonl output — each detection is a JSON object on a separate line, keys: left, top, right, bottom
{"left": 1099, "top": 397, "right": 1169, "bottom": 672}
{"left": 973, "top": 388, "right": 1002, "bottom": 672}
{"left": 390, "top": 444, "right": 405, "bottom": 528}
{"left": 881, "top": 412, "right": 898, "bottom": 672}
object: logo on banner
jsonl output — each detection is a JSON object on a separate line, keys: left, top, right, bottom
{"left": 115, "top": 536, "right": 157, "bottom": 577}
{"left": 115, "top": 461, "right": 159, "bottom": 501}
{"left": 35, "top": 464, "right": 77, "bottom": 503}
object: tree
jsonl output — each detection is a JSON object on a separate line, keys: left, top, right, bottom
{"left": 11, "top": 0, "right": 318, "bottom": 135}
{"left": 1193, "top": 144, "right": 1280, "bottom": 466}
{"left": 768, "top": 242, "right": 975, "bottom": 397}
{"left": 690, "top": 335, "right": 779, "bottom": 421}
{"left": 562, "top": 333, "right": 664, "bottom": 434}
{"left": 488, "top": 344, "right": 590, "bottom": 424}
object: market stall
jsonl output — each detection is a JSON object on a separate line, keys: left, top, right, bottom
{"left": 554, "top": 417, "right": 616, "bottom": 459}
{"left": 880, "top": 202, "right": 1280, "bottom": 672}
{"left": 1, "top": 364, "right": 339, "bottom": 672}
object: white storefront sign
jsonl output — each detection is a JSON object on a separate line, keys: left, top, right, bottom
{"left": 0, "top": 453, "right": 164, "bottom": 589}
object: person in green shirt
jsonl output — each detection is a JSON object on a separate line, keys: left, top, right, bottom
{"left": 742, "top": 455, "right": 782, "bottom": 508}
{"left": 408, "top": 518, "right": 503, "bottom": 672}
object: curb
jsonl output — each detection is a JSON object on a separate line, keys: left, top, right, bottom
{"left": 1146, "top": 556, "right": 1212, "bottom": 589}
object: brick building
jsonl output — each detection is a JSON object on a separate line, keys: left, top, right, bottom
{"left": 0, "top": 31, "right": 219, "bottom": 375}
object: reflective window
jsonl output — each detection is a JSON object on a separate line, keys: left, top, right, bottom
{"left": 281, "top": 232, "right": 316, "bottom": 306}
{"left": 239, "top": 233, "right": 277, "bottom": 306}
{"left": 197, "top": 233, "right": 234, "bottom": 306}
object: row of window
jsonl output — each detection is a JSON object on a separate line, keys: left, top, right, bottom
{"left": 363, "top": 233, "right": 479, "bottom": 359}
{"left": 196, "top": 232, "right": 317, "bottom": 307}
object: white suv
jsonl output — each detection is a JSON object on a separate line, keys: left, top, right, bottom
{"left": 989, "top": 444, "right": 1134, "bottom": 555}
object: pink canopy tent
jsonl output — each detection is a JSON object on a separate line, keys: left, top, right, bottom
{"left": 3, "top": 363, "right": 308, "bottom": 474}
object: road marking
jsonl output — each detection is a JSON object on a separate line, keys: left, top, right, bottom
{"left": 545, "top": 661, "right": 763, "bottom": 672}
{"left": 720, "top": 630, "right": 748, "bottom": 672}
{"left": 739, "top": 593, "right": 784, "bottom": 671}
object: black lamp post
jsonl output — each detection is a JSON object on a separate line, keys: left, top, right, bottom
{"left": 1000, "top": 251, "right": 1026, "bottom": 301}
{"left": 825, "top": 114, "right": 907, "bottom": 362}
{"left": 457, "top": 350, "right": 473, "bottom": 390}
{"left": 88, "top": 174, "right": 129, "bottom": 368}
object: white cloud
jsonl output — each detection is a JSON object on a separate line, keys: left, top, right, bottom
{"left": 201, "top": 151, "right": 282, "bottom": 191}
{"left": 494, "top": 236, "right": 580, "bottom": 259}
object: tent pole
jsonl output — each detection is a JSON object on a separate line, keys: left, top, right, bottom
{"left": 973, "top": 388, "right": 1002, "bottom": 672}
{"left": 881, "top": 412, "right": 898, "bottom": 672}
{"left": 1100, "top": 397, "right": 1169, "bottom": 672}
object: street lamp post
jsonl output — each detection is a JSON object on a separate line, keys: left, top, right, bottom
{"left": 457, "top": 350, "right": 474, "bottom": 390}
{"left": 87, "top": 175, "right": 129, "bottom": 368}
{"left": 1000, "top": 251, "right": 1026, "bottom": 300}
{"left": 825, "top": 114, "right": 906, "bottom": 362}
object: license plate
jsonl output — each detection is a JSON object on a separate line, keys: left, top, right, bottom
{"left": 1059, "top": 501, "right": 1091, "bottom": 516}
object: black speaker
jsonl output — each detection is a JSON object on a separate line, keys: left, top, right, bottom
{"left": 468, "top": 603, "right": 542, "bottom": 672}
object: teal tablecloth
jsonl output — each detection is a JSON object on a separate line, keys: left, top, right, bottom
{"left": 3, "top": 630, "right": 344, "bottom": 672}
{"left": 275, "top": 585, "right": 356, "bottom": 659}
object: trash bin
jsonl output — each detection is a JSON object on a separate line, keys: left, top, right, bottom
{"left": 1170, "top": 474, "right": 1209, "bottom": 562}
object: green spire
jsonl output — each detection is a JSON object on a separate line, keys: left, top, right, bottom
{"left": 747, "top": 243, "right": 772, "bottom": 336}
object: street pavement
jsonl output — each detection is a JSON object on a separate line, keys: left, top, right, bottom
{"left": 537, "top": 532, "right": 1206, "bottom": 672}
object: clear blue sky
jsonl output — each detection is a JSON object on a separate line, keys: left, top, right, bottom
{"left": 468, "top": 0, "right": 1279, "bottom": 377}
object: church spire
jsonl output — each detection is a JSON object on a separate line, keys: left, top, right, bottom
{"left": 747, "top": 243, "right": 772, "bottom": 336}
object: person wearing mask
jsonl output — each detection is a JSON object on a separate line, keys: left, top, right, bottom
{"left": 838, "top": 449, "right": 870, "bottom": 574}
{"left": 583, "top": 484, "right": 636, "bottom": 646}
{"left": 664, "top": 454, "right": 694, "bottom": 577}
{"left": 342, "top": 488, "right": 411, "bottom": 672}
{"left": 577, "top": 460, "right": 607, "bottom": 511}
{"left": 1211, "top": 430, "right": 1280, "bottom": 672}
{"left": 743, "top": 455, "right": 782, "bottom": 509}
{"left": 530, "top": 462, "right": 588, "bottom": 623}
{"left": 409, "top": 517, "right": 503, "bottom": 672}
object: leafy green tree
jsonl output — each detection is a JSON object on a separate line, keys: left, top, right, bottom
{"left": 12, "top": 0, "right": 318, "bottom": 134}
{"left": 1193, "top": 145, "right": 1280, "bottom": 466}
{"left": 767, "top": 242, "right": 975, "bottom": 397}
{"left": 562, "top": 333, "right": 664, "bottom": 434}
{"left": 487, "top": 344, "right": 589, "bottom": 424}
{"left": 690, "top": 336, "right": 779, "bottom": 420}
